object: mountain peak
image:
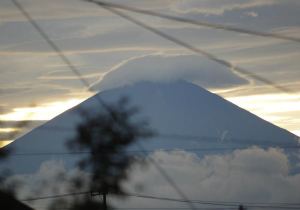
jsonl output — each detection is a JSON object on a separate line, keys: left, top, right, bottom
{"left": 4, "top": 80, "right": 298, "bottom": 174}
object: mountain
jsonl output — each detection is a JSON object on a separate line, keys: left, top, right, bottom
{"left": 3, "top": 80, "right": 299, "bottom": 174}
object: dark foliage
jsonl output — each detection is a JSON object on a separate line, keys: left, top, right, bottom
{"left": 48, "top": 98, "right": 153, "bottom": 209}
{"left": 67, "top": 97, "right": 153, "bottom": 193}
{"left": 239, "top": 205, "right": 246, "bottom": 210}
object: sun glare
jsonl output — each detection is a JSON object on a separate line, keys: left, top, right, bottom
{"left": 0, "top": 140, "right": 13, "bottom": 148}
{"left": 0, "top": 99, "right": 84, "bottom": 121}
{"left": 0, "top": 128, "right": 20, "bottom": 133}
{"left": 292, "top": 131, "right": 300, "bottom": 137}
{"left": 226, "top": 94, "right": 300, "bottom": 114}
{"left": 226, "top": 94, "right": 300, "bottom": 102}
{"left": 225, "top": 94, "right": 300, "bottom": 135}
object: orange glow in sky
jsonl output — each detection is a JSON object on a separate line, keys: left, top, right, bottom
{"left": 0, "top": 99, "right": 84, "bottom": 121}
{"left": 0, "top": 140, "right": 13, "bottom": 148}
{"left": 226, "top": 94, "right": 300, "bottom": 137}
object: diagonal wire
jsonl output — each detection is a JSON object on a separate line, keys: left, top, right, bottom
{"left": 10, "top": 0, "right": 110, "bottom": 111}
{"left": 86, "top": 0, "right": 300, "bottom": 43}
{"left": 132, "top": 141, "right": 198, "bottom": 210}
{"left": 10, "top": 1, "right": 197, "bottom": 209}
{"left": 89, "top": 1, "right": 296, "bottom": 95}
{"left": 10, "top": 1, "right": 299, "bottom": 209}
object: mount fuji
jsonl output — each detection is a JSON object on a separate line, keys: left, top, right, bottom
{"left": 3, "top": 80, "right": 299, "bottom": 174}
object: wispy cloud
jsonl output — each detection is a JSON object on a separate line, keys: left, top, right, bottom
{"left": 172, "top": 0, "right": 280, "bottom": 15}
{"left": 242, "top": 11, "right": 258, "bottom": 17}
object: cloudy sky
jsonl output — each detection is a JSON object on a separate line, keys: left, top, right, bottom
{"left": 5, "top": 149, "right": 300, "bottom": 209}
{"left": 0, "top": 0, "right": 300, "bottom": 147}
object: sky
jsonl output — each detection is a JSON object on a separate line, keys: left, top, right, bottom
{"left": 0, "top": 0, "right": 300, "bottom": 147}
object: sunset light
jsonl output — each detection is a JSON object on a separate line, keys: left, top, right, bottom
{"left": 226, "top": 94, "right": 300, "bottom": 114}
{"left": 0, "top": 128, "right": 20, "bottom": 133}
{"left": 0, "top": 140, "right": 13, "bottom": 148}
{"left": 1, "top": 0, "right": 300, "bottom": 208}
{"left": 0, "top": 99, "right": 84, "bottom": 121}
{"left": 226, "top": 94, "right": 300, "bottom": 137}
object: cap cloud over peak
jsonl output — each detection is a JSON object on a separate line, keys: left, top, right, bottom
{"left": 91, "top": 54, "right": 250, "bottom": 91}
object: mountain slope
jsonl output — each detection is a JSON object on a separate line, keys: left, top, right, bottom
{"left": 3, "top": 80, "right": 299, "bottom": 174}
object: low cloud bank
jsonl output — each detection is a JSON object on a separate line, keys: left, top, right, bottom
{"left": 122, "top": 148, "right": 300, "bottom": 207}
{"left": 3, "top": 147, "right": 300, "bottom": 208}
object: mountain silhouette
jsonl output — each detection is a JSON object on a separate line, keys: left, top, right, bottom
{"left": 3, "top": 80, "right": 299, "bottom": 174}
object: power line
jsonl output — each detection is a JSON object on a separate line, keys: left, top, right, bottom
{"left": 86, "top": 0, "right": 300, "bottom": 43}
{"left": 10, "top": 1, "right": 197, "bottom": 209}
{"left": 6, "top": 126, "right": 299, "bottom": 156}
{"left": 133, "top": 140, "right": 198, "bottom": 210}
{"left": 89, "top": 1, "right": 296, "bottom": 95}
{"left": 9, "top": 2, "right": 300, "bottom": 210}
{"left": 32, "top": 208, "right": 237, "bottom": 210}
{"left": 21, "top": 191, "right": 89, "bottom": 201}
{"left": 31, "top": 208, "right": 300, "bottom": 210}
{"left": 114, "top": 191, "right": 300, "bottom": 209}
{"left": 6, "top": 145, "right": 300, "bottom": 156}
{"left": 21, "top": 190, "right": 300, "bottom": 209}
{"left": 9, "top": 0, "right": 298, "bottom": 150}
{"left": 157, "top": 133, "right": 299, "bottom": 147}
{"left": 10, "top": 0, "right": 109, "bottom": 111}
{"left": 33, "top": 208, "right": 236, "bottom": 210}
{"left": 31, "top": 125, "right": 300, "bottom": 148}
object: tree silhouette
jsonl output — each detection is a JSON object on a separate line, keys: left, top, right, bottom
{"left": 239, "top": 205, "right": 246, "bottom": 210}
{"left": 49, "top": 97, "right": 153, "bottom": 210}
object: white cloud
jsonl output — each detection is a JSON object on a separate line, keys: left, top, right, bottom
{"left": 120, "top": 149, "right": 300, "bottom": 207}
{"left": 242, "top": 11, "right": 258, "bottom": 17}
{"left": 0, "top": 0, "right": 174, "bottom": 22}
{"left": 91, "top": 54, "right": 250, "bottom": 91}
{"left": 3, "top": 148, "right": 300, "bottom": 209}
{"left": 0, "top": 0, "right": 102, "bottom": 22}
{"left": 2, "top": 159, "right": 90, "bottom": 208}
{"left": 172, "top": 0, "right": 279, "bottom": 15}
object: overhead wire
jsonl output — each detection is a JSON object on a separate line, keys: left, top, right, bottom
{"left": 9, "top": 0, "right": 299, "bottom": 151}
{"left": 32, "top": 208, "right": 236, "bottom": 210}
{"left": 10, "top": 0, "right": 109, "bottom": 111}
{"left": 6, "top": 145, "right": 300, "bottom": 156}
{"left": 10, "top": 1, "right": 197, "bottom": 209}
{"left": 9, "top": 1, "right": 300, "bottom": 210}
{"left": 31, "top": 208, "right": 300, "bottom": 210}
{"left": 85, "top": 1, "right": 300, "bottom": 43}
{"left": 88, "top": 0, "right": 296, "bottom": 95}
{"left": 21, "top": 191, "right": 90, "bottom": 202}
{"left": 21, "top": 190, "right": 300, "bottom": 209}
{"left": 26, "top": 125, "right": 300, "bottom": 148}
{"left": 114, "top": 191, "right": 300, "bottom": 209}
{"left": 34, "top": 208, "right": 236, "bottom": 210}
